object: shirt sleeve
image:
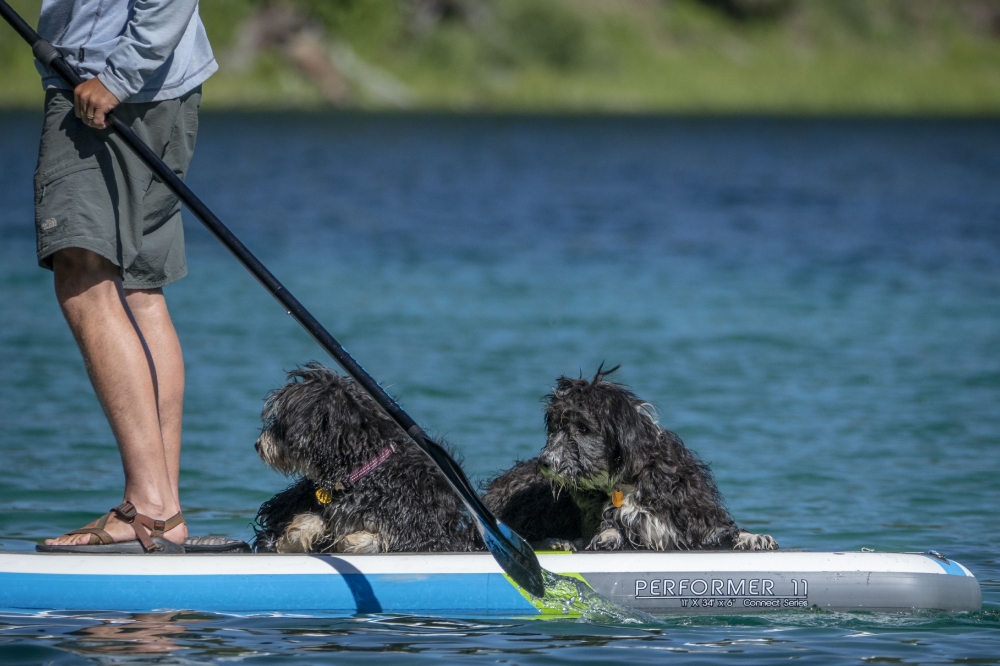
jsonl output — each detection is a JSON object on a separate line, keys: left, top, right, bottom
{"left": 96, "top": 0, "right": 200, "bottom": 102}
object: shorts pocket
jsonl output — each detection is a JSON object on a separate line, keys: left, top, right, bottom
{"left": 35, "top": 164, "right": 119, "bottom": 266}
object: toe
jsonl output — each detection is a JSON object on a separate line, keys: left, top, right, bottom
{"left": 46, "top": 515, "right": 103, "bottom": 545}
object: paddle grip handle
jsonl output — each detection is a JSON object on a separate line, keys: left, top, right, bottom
{"left": 0, "top": 2, "right": 81, "bottom": 86}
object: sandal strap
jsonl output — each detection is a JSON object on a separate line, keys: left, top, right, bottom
{"left": 109, "top": 502, "right": 185, "bottom": 552}
{"left": 51, "top": 511, "right": 115, "bottom": 545}
{"left": 64, "top": 526, "right": 115, "bottom": 545}
{"left": 111, "top": 501, "right": 154, "bottom": 551}
{"left": 150, "top": 511, "right": 185, "bottom": 537}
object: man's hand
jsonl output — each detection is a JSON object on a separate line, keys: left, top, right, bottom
{"left": 74, "top": 78, "right": 120, "bottom": 130}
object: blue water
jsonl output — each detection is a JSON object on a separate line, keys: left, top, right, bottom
{"left": 1, "top": 113, "right": 999, "bottom": 663}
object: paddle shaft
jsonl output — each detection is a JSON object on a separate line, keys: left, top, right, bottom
{"left": 0, "top": 1, "right": 543, "bottom": 596}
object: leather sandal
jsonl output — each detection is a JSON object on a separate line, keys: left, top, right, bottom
{"left": 36, "top": 501, "right": 186, "bottom": 554}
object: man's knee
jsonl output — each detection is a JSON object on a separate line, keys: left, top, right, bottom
{"left": 52, "top": 248, "right": 121, "bottom": 301}
{"left": 124, "top": 287, "right": 166, "bottom": 317}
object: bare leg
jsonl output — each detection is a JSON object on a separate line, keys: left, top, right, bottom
{"left": 45, "top": 248, "right": 187, "bottom": 546}
{"left": 124, "top": 287, "right": 185, "bottom": 499}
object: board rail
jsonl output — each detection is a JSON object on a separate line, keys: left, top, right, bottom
{"left": 0, "top": 550, "right": 981, "bottom": 616}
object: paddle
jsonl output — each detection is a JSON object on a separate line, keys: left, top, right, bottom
{"left": 0, "top": 1, "right": 545, "bottom": 598}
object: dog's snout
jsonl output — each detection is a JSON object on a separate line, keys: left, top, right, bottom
{"left": 538, "top": 448, "right": 563, "bottom": 474}
{"left": 255, "top": 431, "right": 275, "bottom": 465}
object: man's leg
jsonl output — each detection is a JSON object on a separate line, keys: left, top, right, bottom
{"left": 45, "top": 248, "right": 187, "bottom": 546}
{"left": 123, "top": 287, "right": 185, "bottom": 498}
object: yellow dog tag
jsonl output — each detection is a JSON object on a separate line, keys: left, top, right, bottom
{"left": 612, "top": 489, "right": 624, "bottom": 508}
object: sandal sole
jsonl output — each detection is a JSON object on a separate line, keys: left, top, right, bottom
{"left": 184, "top": 537, "right": 251, "bottom": 553}
{"left": 36, "top": 537, "right": 185, "bottom": 554}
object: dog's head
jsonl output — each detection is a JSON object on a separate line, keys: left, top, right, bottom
{"left": 538, "top": 365, "right": 659, "bottom": 492}
{"left": 255, "top": 363, "right": 402, "bottom": 483}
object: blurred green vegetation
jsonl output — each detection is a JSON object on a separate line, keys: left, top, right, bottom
{"left": 3, "top": 0, "right": 1000, "bottom": 113}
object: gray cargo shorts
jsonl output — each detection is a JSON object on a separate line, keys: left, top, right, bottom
{"left": 34, "top": 87, "right": 201, "bottom": 289}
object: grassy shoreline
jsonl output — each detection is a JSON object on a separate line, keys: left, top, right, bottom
{"left": 3, "top": 0, "right": 1000, "bottom": 115}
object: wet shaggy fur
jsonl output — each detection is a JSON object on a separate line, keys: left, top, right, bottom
{"left": 252, "top": 364, "right": 482, "bottom": 553}
{"left": 483, "top": 367, "right": 778, "bottom": 552}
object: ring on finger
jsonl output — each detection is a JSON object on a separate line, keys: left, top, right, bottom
{"left": 85, "top": 114, "right": 95, "bottom": 120}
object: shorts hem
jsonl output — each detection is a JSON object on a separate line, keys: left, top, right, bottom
{"left": 37, "top": 239, "right": 121, "bottom": 273}
{"left": 122, "top": 266, "right": 188, "bottom": 290}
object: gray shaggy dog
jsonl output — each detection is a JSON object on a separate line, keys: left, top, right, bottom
{"left": 252, "top": 364, "right": 482, "bottom": 553}
{"left": 483, "top": 366, "right": 778, "bottom": 552}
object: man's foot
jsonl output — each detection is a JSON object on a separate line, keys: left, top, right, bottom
{"left": 44, "top": 501, "right": 187, "bottom": 548}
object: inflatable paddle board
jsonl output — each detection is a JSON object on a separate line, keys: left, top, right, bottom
{"left": 0, "top": 550, "right": 980, "bottom": 616}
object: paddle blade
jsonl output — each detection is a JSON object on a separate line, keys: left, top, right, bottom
{"left": 413, "top": 433, "right": 545, "bottom": 597}
{"left": 478, "top": 518, "right": 546, "bottom": 598}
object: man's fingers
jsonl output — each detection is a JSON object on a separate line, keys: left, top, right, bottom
{"left": 73, "top": 92, "right": 85, "bottom": 120}
{"left": 74, "top": 79, "right": 119, "bottom": 129}
{"left": 83, "top": 104, "right": 99, "bottom": 127}
{"left": 75, "top": 92, "right": 96, "bottom": 125}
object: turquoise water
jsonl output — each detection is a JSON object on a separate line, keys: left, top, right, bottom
{"left": 1, "top": 113, "right": 999, "bottom": 663}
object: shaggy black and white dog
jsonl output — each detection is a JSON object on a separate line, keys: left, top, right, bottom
{"left": 252, "top": 364, "right": 481, "bottom": 553}
{"left": 483, "top": 367, "right": 777, "bottom": 552}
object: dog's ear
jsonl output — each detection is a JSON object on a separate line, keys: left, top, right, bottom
{"left": 261, "top": 364, "right": 394, "bottom": 469}
{"left": 611, "top": 439, "right": 626, "bottom": 474}
{"left": 259, "top": 365, "right": 337, "bottom": 464}
{"left": 601, "top": 386, "right": 658, "bottom": 480}
{"left": 604, "top": 409, "right": 641, "bottom": 479}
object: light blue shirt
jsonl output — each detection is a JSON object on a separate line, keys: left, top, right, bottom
{"left": 36, "top": 0, "right": 217, "bottom": 103}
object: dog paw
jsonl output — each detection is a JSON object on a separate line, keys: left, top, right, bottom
{"left": 586, "top": 528, "right": 625, "bottom": 551}
{"left": 276, "top": 513, "right": 327, "bottom": 553}
{"left": 734, "top": 531, "right": 779, "bottom": 551}
{"left": 335, "top": 530, "right": 384, "bottom": 554}
{"left": 533, "top": 538, "right": 577, "bottom": 552}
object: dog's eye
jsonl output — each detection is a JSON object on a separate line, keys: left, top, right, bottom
{"left": 577, "top": 423, "right": 589, "bottom": 434}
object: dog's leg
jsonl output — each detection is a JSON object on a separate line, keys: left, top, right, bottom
{"left": 335, "top": 530, "right": 384, "bottom": 553}
{"left": 253, "top": 478, "right": 322, "bottom": 552}
{"left": 586, "top": 522, "right": 625, "bottom": 550}
{"left": 613, "top": 492, "right": 684, "bottom": 550}
{"left": 734, "top": 531, "right": 779, "bottom": 551}
{"left": 276, "top": 513, "right": 328, "bottom": 553}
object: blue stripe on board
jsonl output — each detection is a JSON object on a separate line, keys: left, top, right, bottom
{"left": 0, "top": 572, "right": 540, "bottom": 614}
{"left": 927, "top": 556, "right": 968, "bottom": 576}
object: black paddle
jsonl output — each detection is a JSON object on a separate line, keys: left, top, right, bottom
{"left": 0, "top": 1, "right": 545, "bottom": 598}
